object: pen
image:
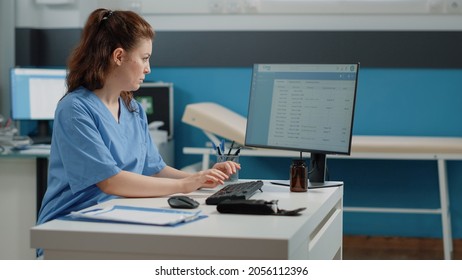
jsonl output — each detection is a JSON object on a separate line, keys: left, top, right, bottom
{"left": 220, "top": 139, "right": 225, "bottom": 155}
{"left": 233, "top": 147, "right": 241, "bottom": 156}
{"left": 308, "top": 184, "right": 343, "bottom": 189}
{"left": 227, "top": 140, "right": 235, "bottom": 156}
{"left": 270, "top": 181, "right": 290, "bottom": 187}
{"left": 216, "top": 146, "right": 222, "bottom": 156}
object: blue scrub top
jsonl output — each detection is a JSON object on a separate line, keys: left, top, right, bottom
{"left": 37, "top": 87, "right": 166, "bottom": 226}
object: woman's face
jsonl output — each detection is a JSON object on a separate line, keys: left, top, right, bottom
{"left": 115, "top": 38, "right": 152, "bottom": 92}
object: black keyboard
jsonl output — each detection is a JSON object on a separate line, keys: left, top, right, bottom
{"left": 205, "top": 180, "right": 264, "bottom": 205}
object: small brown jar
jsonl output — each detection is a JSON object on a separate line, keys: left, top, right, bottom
{"left": 290, "top": 159, "right": 308, "bottom": 192}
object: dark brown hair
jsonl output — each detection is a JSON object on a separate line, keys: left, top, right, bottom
{"left": 66, "top": 9, "right": 154, "bottom": 111}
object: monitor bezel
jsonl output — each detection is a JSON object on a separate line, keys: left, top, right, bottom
{"left": 135, "top": 82, "right": 174, "bottom": 140}
{"left": 10, "top": 67, "right": 67, "bottom": 121}
{"left": 244, "top": 63, "right": 360, "bottom": 156}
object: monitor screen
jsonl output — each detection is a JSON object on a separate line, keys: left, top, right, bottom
{"left": 244, "top": 63, "right": 359, "bottom": 184}
{"left": 10, "top": 68, "right": 67, "bottom": 120}
{"left": 245, "top": 63, "right": 359, "bottom": 155}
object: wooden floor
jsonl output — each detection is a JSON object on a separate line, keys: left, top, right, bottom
{"left": 343, "top": 235, "right": 462, "bottom": 260}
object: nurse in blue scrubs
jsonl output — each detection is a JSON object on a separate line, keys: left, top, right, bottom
{"left": 37, "top": 9, "right": 239, "bottom": 231}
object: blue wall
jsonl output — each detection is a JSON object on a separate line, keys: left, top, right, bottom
{"left": 149, "top": 67, "right": 462, "bottom": 239}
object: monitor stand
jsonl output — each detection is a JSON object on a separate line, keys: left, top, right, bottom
{"left": 309, "top": 153, "right": 326, "bottom": 183}
{"left": 308, "top": 181, "right": 343, "bottom": 189}
{"left": 31, "top": 120, "right": 52, "bottom": 144}
{"left": 308, "top": 153, "right": 342, "bottom": 188}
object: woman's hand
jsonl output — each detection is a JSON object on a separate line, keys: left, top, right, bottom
{"left": 180, "top": 168, "right": 228, "bottom": 193}
{"left": 212, "top": 160, "right": 241, "bottom": 177}
{"left": 199, "top": 160, "right": 241, "bottom": 188}
{"left": 179, "top": 161, "right": 241, "bottom": 193}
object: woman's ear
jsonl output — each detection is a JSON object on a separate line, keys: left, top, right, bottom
{"left": 112, "top": 47, "right": 124, "bottom": 66}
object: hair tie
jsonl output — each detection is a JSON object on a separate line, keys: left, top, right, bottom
{"left": 102, "top": 10, "right": 113, "bottom": 21}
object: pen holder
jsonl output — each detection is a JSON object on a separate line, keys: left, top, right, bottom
{"left": 216, "top": 154, "right": 239, "bottom": 182}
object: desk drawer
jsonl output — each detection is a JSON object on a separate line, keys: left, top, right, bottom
{"left": 308, "top": 207, "right": 343, "bottom": 260}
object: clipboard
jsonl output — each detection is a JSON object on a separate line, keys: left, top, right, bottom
{"left": 67, "top": 205, "right": 206, "bottom": 226}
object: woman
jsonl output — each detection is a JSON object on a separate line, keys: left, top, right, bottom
{"left": 37, "top": 9, "right": 239, "bottom": 230}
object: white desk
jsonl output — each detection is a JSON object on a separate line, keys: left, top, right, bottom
{"left": 184, "top": 136, "right": 462, "bottom": 260}
{"left": 31, "top": 181, "right": 343, "bottom": 260}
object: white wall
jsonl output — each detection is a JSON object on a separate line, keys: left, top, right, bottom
{"left": 0, "top": 1, "right": 15, "bottom": 117}
{"left": 15, "top": 0, "right": 99, "bottom": 28}
{"left": 14, "top": 0, "right": 462, "bottom": 31}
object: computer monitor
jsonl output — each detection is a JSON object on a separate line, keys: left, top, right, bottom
{"left": 10, "top": 67, "right": 67, "bottom": 143}
{"left": 134, "top": 82, "right": 174, "bottom": 139}
{"left": 245, "top": 63, "right": 359, "bottom": 184}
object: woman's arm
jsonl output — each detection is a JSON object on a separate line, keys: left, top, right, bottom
{"left": 97, "top": 168, "right": 226, "bottom": 197}
{"left": 153, "top": 161, "right": 240, "bottom": 180}
{"left": 96, "top": 161, "right": 239, "bottom": 198}
{"left": 153, "top": 165, "right": 192, "bottom": 179}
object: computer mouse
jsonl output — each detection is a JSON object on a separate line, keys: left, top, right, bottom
{"left": 168, "top": 195, "right": 200, "bottom": 209}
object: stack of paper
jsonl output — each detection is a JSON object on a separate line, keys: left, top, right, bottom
{"left": 69, "top": 205, "right": 204, "bottom": 226}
